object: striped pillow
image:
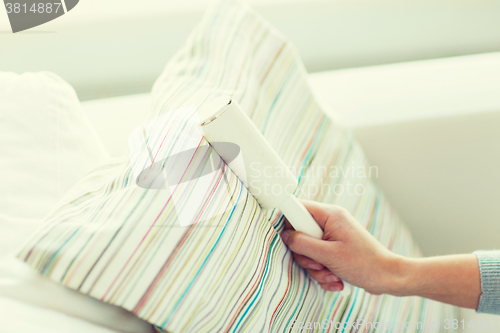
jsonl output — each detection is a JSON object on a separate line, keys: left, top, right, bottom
{"left": 18, "top": 1, "right": 457, "bottom": 332}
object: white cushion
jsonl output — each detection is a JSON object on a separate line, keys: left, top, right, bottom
{"left": 0, "top": 72, "right": 110, "bottom": 255}
{"left": 0, "top": 72, "right": 153, "bottom": 333}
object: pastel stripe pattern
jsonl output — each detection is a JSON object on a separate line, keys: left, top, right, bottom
{"left": 18, "top": 1, "right": 457, "bottom": 332}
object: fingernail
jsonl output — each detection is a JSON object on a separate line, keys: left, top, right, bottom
{"left": 281, "top": 231, "right": 289, "bottom": 243}
{"left": 308, "top": 263, "right": 322, "bottom": 270}
{"left": 329, "top": 285, "right": 342, "bottom": 292}
{"left": 325, "top": 275, "right": 337, "bottom": 282}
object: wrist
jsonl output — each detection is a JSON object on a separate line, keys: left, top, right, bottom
{"left": 381, "top": 254, "right": 415, "bottom": 297}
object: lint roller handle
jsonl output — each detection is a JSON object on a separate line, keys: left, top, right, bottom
{"left": 279, "top": 196, "right": 324, "bottom": 239}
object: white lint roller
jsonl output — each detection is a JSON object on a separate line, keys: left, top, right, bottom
{"left": 197, "top": 96, "right": 324, "bottom": 239}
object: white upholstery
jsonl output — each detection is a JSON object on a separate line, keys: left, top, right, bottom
{"left": 2, "top": 0, "right": 499, "bottom": 100}
{"left": 0, "top": 72, "right": 110, "bottom": 255}
{"left": 0, "top": 73, "right": 153, "bottom": 333}
{"left": 309, "top": 52, "right": 500, "bottom": 257}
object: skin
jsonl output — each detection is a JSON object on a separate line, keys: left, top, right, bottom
{"left": 281, "top": 200, "right": 482, "bottom": 309}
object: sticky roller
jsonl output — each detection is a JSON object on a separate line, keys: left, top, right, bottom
{"left": 197, "top": 96, "right": 324, "bottom": 239}
{"left": 198, "top": 97, "right": 351, "bottom": 294}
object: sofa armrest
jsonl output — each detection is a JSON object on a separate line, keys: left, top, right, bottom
{"left": 309, "top": 53, "right": 500, "bottom": 256}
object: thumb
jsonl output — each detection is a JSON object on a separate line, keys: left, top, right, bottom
{"left": 281, "top": 230, "right": 333, "bottom": 264}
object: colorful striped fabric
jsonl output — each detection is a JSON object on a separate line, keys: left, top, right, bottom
{"left": 18, "top": 1, "right": 457, "bottom": 332}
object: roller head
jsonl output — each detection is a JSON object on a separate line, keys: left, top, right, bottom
{"left": 198, "top": 96, "right": 297, "bottom": 209}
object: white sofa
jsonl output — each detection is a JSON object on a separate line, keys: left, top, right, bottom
{"left": 3, "top": 0, "right": 500, "bottom": 330}
{"left": 83, "top": 53, "right": 500, "bottom": 331}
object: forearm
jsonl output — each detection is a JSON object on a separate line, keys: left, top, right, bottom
{"left": 387, "top": 254, "right": 481, "bottom": 309}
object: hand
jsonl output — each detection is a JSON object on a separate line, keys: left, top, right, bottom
{"left": 281, "top": 200, "right": 482, "bottom": 309}
{"left": 281, "top": 200, "right": 403, "bottom": 295}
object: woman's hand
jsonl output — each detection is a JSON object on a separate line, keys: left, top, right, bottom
{"left": 281, "top": 200, "right": 482, "bottom": 310}
{"left": 281, "top": 200, "right": 403, "bottom": 294}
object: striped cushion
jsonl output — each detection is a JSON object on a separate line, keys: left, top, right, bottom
{"left": 18, "top": 1, "right": 457, "bottom": 332}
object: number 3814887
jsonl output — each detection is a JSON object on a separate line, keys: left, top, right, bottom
{"left": 5, "top": 3, "right": 63, "bottom": 14}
